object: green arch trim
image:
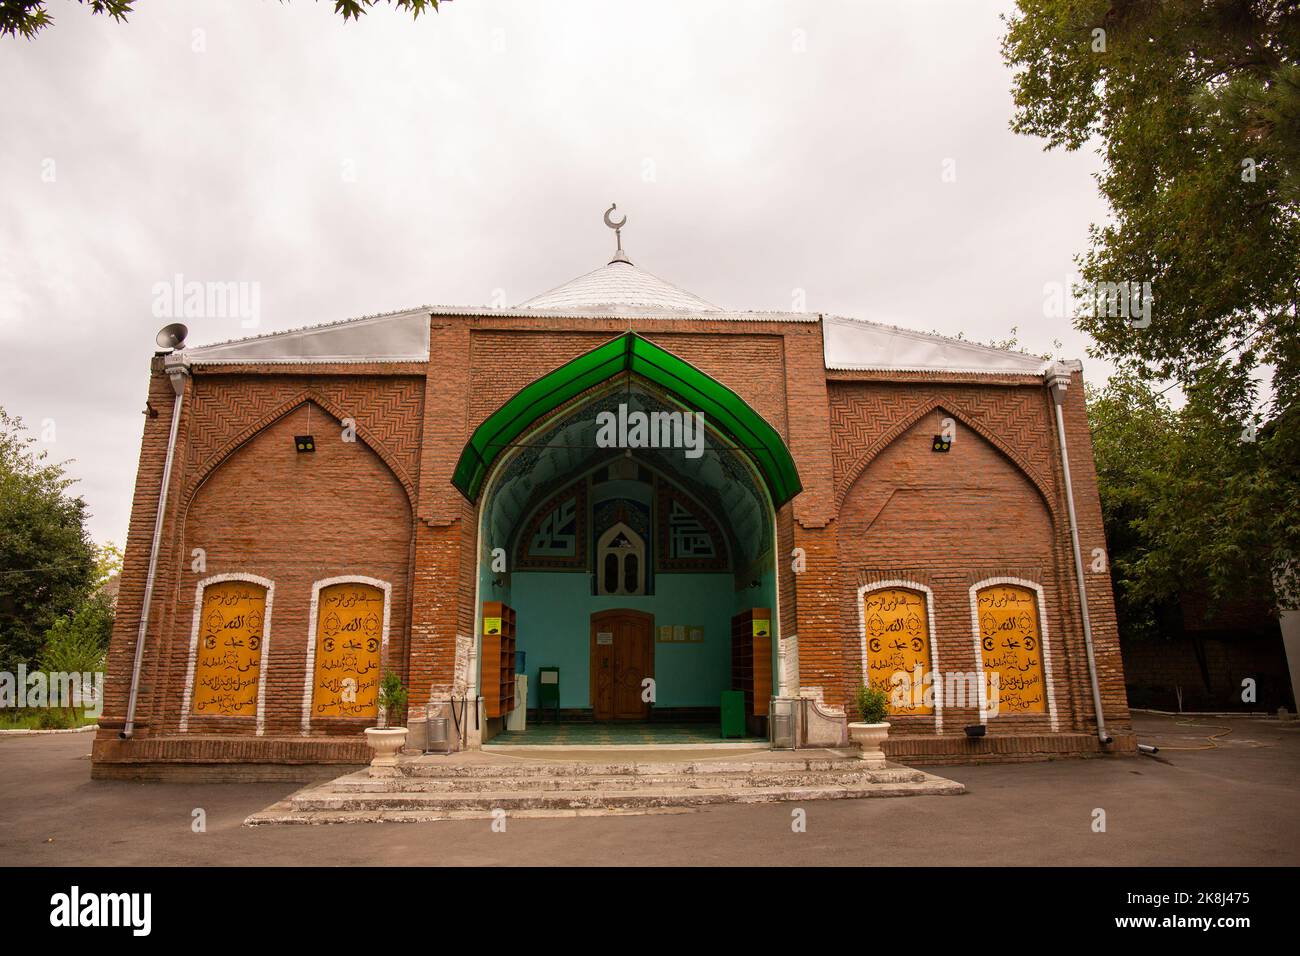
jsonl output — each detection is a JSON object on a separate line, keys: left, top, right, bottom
{"left": 451, "top": 332, "right": 803, "bottom": 508}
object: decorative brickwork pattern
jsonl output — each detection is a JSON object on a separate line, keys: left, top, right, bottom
{"left": 183, "top": 373, "right": 425, "bottom": 507}
{"left": 829, "top": 382, "right": 1057, "bottom": 516}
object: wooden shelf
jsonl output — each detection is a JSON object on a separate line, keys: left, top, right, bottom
{"left": 481, "top": 601, "right": 517, "bottom": 719}
{"left": 731, "top": 607, "right": 772, "bottom": 721}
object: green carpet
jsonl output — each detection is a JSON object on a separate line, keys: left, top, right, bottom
{"left": 490, "top": 722, "right": 761, "bottom": 746}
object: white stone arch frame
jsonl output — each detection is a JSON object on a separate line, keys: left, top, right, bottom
{"left": 968, "top": 576, "right": 1059, "bottom": 732}
{"left": 596, "top": 521, "right": 647, "bottom": 595}
{"left": 301, "top": 575, "right": 393, "bottom": 734}
{"left": 856, "top": 579, "right": 943, "bottom": 734}
{"left": 180, "top": 572, "right": 276, "bottom": 736}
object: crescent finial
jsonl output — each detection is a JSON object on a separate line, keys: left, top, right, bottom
{"left": 603, "top": 203, "right": 629, "bottom": 260}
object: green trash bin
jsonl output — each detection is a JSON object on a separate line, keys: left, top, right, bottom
{"left": 720, "top": 690, "right": 746, "bottom": 739}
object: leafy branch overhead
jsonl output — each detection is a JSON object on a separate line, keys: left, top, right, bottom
{"left": 1003, "top": 1, "right": 1299, "bottom": 408}
{"left": 0, "top": 0, "right": 441, "bottom": 39}
{"left": 1005, "top": 1, "right": 1300, "bottom": 618}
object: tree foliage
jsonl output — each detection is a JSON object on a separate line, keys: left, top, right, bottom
{"left": 0, "top": 0, "right": 441, "bottom": 39}
{"left": 0, "top": 0, "right": 130, "bottom": 39}
{"left": 1089, "top": 371, "right": 1300, "bottom": 634}
{"left": 1005, "top": 1, "right": 1300, "bottom": 612}
{"left": 0, "top": 408, "right": 96, "bottom": 667}
{"left": 93, "top": 539, "right": 122, "bottom": 590}
{"left": 39, "top": 591, "right": 112, "bottom": 676}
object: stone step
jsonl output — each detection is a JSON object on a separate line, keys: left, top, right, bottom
{"left": 246, "top": 804, "right": 697, "bottom": 825}
{"left": 325, "top": 768, "right": 927, "bottom": 793}
{"left": 393, "top": 757, "right": 875, "bottom": 779}
{"left": 287, "top": 776, "right": 964, "bottom": 814}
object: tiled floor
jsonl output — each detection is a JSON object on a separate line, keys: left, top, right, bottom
{"left": 490, "top": 721, "right": 762, "bottom": 746}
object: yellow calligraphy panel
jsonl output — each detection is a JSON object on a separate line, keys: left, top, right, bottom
{"left": 192, "top": 580, "right": 267, "bottom": 716}
{"left": 863, "top": 587, "right": 934, "bottom": 716}
{"left": 311, "top": 582, "right": 384, "bottom": 719}
{"left": 976, "top": 584, "right": 1047, "bottom": 715}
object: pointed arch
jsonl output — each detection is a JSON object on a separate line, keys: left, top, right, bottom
{"left": 451, "top": 332, "right": 802, "bottom": 508}
{"left": 968, "top": 576, "right": 1059, "bottom": 732}
{"left": 181, "top": 390, "right": 416, "bottom": 511}
{"left": 834, "top": 398, "right": 1058, "bottom": 521}
{"left": 856, "top": 579, "right": 943, "bottom": 733}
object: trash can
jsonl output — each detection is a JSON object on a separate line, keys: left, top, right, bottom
{"left": 720, "top": 690, "right": 746, "bottom": 739}
{"left": 769, "top": 697, "right": 790, "bottom": 749}
{"left": 425, "top": 716, "right": 450, "bottom": 754}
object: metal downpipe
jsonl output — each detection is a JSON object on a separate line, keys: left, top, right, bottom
{"left": 121, "top": 359, "right": 188, "bottom": 739}
{"left": 1047, "top": 365, "right": 1112, "bottom": 746}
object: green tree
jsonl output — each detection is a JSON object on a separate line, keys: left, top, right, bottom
{"left": 1004, "top": 1, "right": 1300, "bottom": 606}
{"left": 40, "top": 591, "right": 114, "bottom": 668}
{"left": 92, "top": 540, "right": 122, "bottom": 590}
{"left": 39, "top": 591, "right": 112, "bottom": 719}
{"left": 0, "top": 409, "right": 96, "bottom": 668}
{"left": 1, "top": 0, "right": 441, "bottom": 39}
{"left": 1088, "top": 371, "right": 1300, "bottom": 635}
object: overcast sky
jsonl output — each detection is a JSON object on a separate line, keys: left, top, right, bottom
{"left": 0, "top": 0, "right": 1110, "bottom": 547}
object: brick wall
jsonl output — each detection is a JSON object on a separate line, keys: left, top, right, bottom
{"left": 1122, "top": 631, "right": 1295, "bottom": 712}
{"left": 173, "top": 403, "right": 413, "bottom": 737}
{"left": 834, "top": 399, "right": 1062, "bottom": 732}
{"left": 95, "top": 316, "right": 1132, "bottom": 773}
{"left": 826, "top": 372, "right": 1130, "bottom": 738}
{"left": 96, "top": 364, "right": 424, "bottom": 760}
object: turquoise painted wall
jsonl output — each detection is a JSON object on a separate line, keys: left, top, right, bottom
{"left": 510, "top": 571, "right": 736, "bottom": 709}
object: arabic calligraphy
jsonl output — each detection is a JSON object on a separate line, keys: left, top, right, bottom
{"left": 976, "top": 584, "right": 1047, "bottom": 714}
{"left": 863, "top": 587, "right": 934, "bottom": 716}
{"left": 191, "top": 580, "right": 266, "bottom": 716}
{"left": 311, "top": 582, "right": 384, "bottom": 718}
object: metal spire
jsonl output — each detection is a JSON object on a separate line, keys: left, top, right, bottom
{"left": 603, "top": 203, "right": 631, "bottom": 264}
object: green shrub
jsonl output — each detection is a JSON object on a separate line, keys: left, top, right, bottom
{"left": 378, "top": 670, "right": 408, "bottom": 728}
{"left": 39, "top": 595, "right": 110, "bottom": 676}
{"left": 855, "top": 683, "right": 890, "bottom": 724}
{"left": 36, "top": 709, "right": 71, "bottom": 730}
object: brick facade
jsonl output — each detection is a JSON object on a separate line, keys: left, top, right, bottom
{"left": 92, "top": 314, "right": 1133, "bottom": 778}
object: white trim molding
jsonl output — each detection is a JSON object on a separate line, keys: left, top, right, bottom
{"left": 967, "top": 576, "right": 1059, "bottom": 732}
{"left": 180, "top": 573, "right": 276, "bottom": 736}
{"left": 856, "top": 579, "right": 943, "bottom": 734}
{"left": 301, "top": 575, "right": 393, "bottom": 735}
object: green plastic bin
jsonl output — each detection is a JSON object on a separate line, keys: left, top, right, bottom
{"left": 720, "top": 690, "right": 746, "bottom": 739}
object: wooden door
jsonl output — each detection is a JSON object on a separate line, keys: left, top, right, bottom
{"left": 590, "top": 610, "right": 654, "bottom": 721}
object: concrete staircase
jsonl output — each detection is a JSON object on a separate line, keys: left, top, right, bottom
{"left": 245, "top": 751, "right": 965, "bottom": 824}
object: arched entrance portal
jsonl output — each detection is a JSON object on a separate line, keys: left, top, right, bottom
{"left": 454, "top": 333, "right": 801, "bottom": 746}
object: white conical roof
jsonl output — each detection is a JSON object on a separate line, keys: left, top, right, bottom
{"left": 517, "top": 258, "right": 721, "bottom": 314}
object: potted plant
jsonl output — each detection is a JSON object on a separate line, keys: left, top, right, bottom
{"left": 847, "top": 683, "right": 891, "bottom": 768}
{"left": 363, "top": 670, "right": 409, "bottom": 770}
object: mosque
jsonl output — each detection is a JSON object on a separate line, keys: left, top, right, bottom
{"left": 92, "top": 207, "right": 1134, "bottom": 777}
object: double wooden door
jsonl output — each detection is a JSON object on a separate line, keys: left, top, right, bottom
{"left": 590, "top": 610, "right": 654, "bottom": 721}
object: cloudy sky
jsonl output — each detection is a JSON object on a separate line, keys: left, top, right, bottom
{"left": 0, "top": 0, "right": 1110, "bottom": 546}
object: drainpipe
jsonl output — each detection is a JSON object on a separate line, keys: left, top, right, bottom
{"left": 121, "top": 352, "right": 190, "bottom": 739}
{"left": 1046, "top": 363, "right": 1112, "bottom": 745}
